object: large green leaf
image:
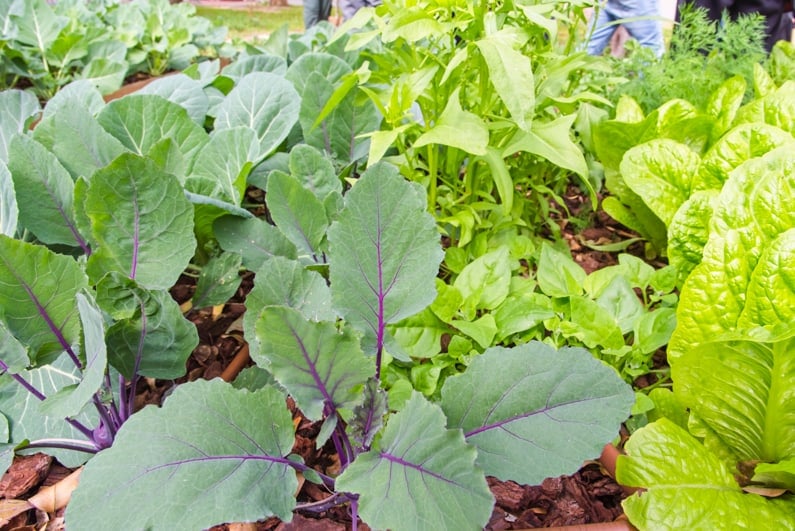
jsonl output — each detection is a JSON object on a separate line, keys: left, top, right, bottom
{"left": 0, "top": 317, "right": 28, "bottom": 374}
{"left": 287, "top": 144, "right": 341, "bottom": 199}
{"left": 667, "top": 190, "right": 718, "bottom": 286}
{"left": 475, "top": 31, "right": 535, "bottom": 131}
{"left": 536, "top": 242, "right": 586, "bottom": 297}
{"left": 40, "top": 80, "right": 105, "bottom": 118}
{"left": 442, "top": 342, "right": 634, "bottom": 485}
{"left": 297, "top": 71, "right": 380, "bottom": 164}
{"left": 327, "top": 163, "right": 443, "bottom": 353}
{"left": 32, "top": 99, "right": 127, "bottom": 181}
{"left": 0, "top": 236, "right": 86, "bottom": 363}
{"left": 192, "top": 253, "right": 243, "bottom": 309}
{"left": 255, "top": 307, "right": 372, "bottom": 421}
{"left": 0, "top": 161, "right": 17, "bottom": 237}
{"left": 502, "top": 114, "right": 589, "bottom": 180}
{"left": 84, "top": 154, "right": 196, "bottom": 290}
{"left": 105, "top": 287, "right": 198, "bottom": 380}
{"left": 97, "top": 94, "right": 208, "bottom": 168}
{"left": 185, "top": 127, "right": 258, "bottom": 205}
{"left": 12, "top": 0, "right": 67, "bottom": 52}
{"left": 138, "top": 73, "right": 210, "bottom": 125}
{"left": 66, "top": 380, "right": 298, "bottom": 529}
{"left": 336, "top": 392, "right": 494, "bottom": 531}
{"left": 266, "top": 171, "right": 329, "bottom": 263}
{"left": 617, "top": 419, "right": 795, "bottom": 529}
{"left": 669, "top": 147, "right": 795, "bottom": 358}
{"left": 214, "top": 216, "right": 297, "bottom": 271}
{"left": 453, "top": 246, "right": 512, "bottom": 317}
{"left": 697, "top": 123, "right": 794, "bottom": 190}
{"left": 738, "top": 229, "right": 795, "bottom": 330}
{"left": 413, "top": 88, "right": 488, "bottom": 156}
{"left": 284, "top": 52, "right": 351, "bottom": 97}
{"left": 0, "top": 355, "right": 96, "bottom": 468}
{"left": 39, "top": 293, "right": 106, "bottom": 419}
{"left": 673, "top": 336, "right": 795, "bottom": 462}
{"left": 244, "top": 256, "right": 334, "bottom": 360}
{"left": 7, "top": 135, "right": 86, "bottom": 248}
{"left": 0, "top": 89, "right": 40, "bottom": 164}
{"left": 214, "top": 72, "right": 300, "bottom": 160}
{"left": 620, "top": 139, "right": 702, "bottom": 226}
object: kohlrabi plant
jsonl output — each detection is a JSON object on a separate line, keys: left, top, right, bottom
{"left": 616, "top": 146, "right": 795, "bottom": 528}
{"left": 0, "top": 0, "right": 229, "bottom": 99}
{"left": 63, "top": 153, "right": 635, "bottom": 530}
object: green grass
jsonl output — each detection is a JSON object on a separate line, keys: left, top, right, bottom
{"left": 196, "top": 5, "right": 304, "bottom": 41}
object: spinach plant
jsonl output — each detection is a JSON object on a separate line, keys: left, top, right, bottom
{"left": 333, "top": 0, "right": 602, "bottom": 254}
{"left": 63, "top": 154, "right": 634, "bottom": 530}
{"left": 616, "top": 146, "right": 795, "bottom": 528}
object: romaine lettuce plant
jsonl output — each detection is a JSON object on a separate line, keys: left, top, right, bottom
{"left": 616, "top": 146, "right": 795, "bottom": 528}
{"left": 61, "top": 157, "right": 634, "bottom": 530}
{"left": 594, "top": 74, "right": 795, "bottom": 263}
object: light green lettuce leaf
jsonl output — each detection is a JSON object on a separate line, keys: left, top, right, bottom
{"left": 669, "top": 147, "right": 795, "bottom": 359}
{"left": 698, "top": 123, "right": 794, "bottom": 191}
{"left": 673, "top": 336, "right": 795, "bottom": 463}
{"left": 666, "top": 190, "right": 718, "bottom": 286}
{"left": 618, "top": 419, "right": 795, "bottom": 530}
{"left": 620, "top": 139, "right": 701, "bottom": 226}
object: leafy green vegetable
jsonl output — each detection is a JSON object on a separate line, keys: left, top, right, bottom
{"left": 618, "top": 419, "right": 795, "bottom": 529}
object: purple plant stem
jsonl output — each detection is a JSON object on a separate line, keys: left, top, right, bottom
{"left": 350, "top": 497, "right": 359, "bottom": 531}
{"left": 330, "top": 429, "right": 346, "bottom": 468}
{"left": 118, "top": 373, "right": 129, "bottom": 422}
{"left": 0, "top": 360, "right": 95, "bottom": 440}
{"left": 92, "top": 395, "right": 117, "bottom": 438}
{"left": 295, "top": 492, "right": 350, "bottom": 514}
{"left": 288, "top": 458, "right": 336, "bottom": 490}
{"left": 102, "top": 372, "right": 123, "bottom": 429}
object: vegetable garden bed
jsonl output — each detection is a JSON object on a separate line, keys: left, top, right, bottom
{"left": 1, "top": 2, "right": 794, "bottom": 530}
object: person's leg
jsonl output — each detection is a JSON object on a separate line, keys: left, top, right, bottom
{"left": 622, "top": 17, "right": 665, "bottom": 56}
{"left": 587, "top": 8, "right": 619, "bottom": 55}
{"left": 320, "top": 0, "right": 332, "bottom": 21}
{"left": 341, "top": 0, "right": 365, "bottom": 20}
{"left": 304, "top": 0, "right": 322, "bottom": 28}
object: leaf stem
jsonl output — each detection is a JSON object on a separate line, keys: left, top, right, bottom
{"left": 0, "top": 360, "right": 96, "bottom": 440}
{"left": 295, "top": 492, "right": 351, "bottom": 513}
{"left": 22, "top": 438, "right": 98, "bottom": 454}
{"left": 287, "top": 459, "right": 335, "bottom": 490}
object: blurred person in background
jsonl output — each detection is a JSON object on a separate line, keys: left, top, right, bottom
{"left": 587, "top": 0, "right": 666, "bottom": 57}
{"left": 676, "top": 0, "right": 793, "bottom": 51}
{"left": 304, "top": 0, "right": 332, "bottom": 28}
{"left": 340, "top": 0, "right": 382, "bottom": 21}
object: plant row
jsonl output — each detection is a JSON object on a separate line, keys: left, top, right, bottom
{"left": 0, "top": 0, "right": 231, "bottom": 100}
{"left": 0, "top": 1, "right": 794, "bottom": 529}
